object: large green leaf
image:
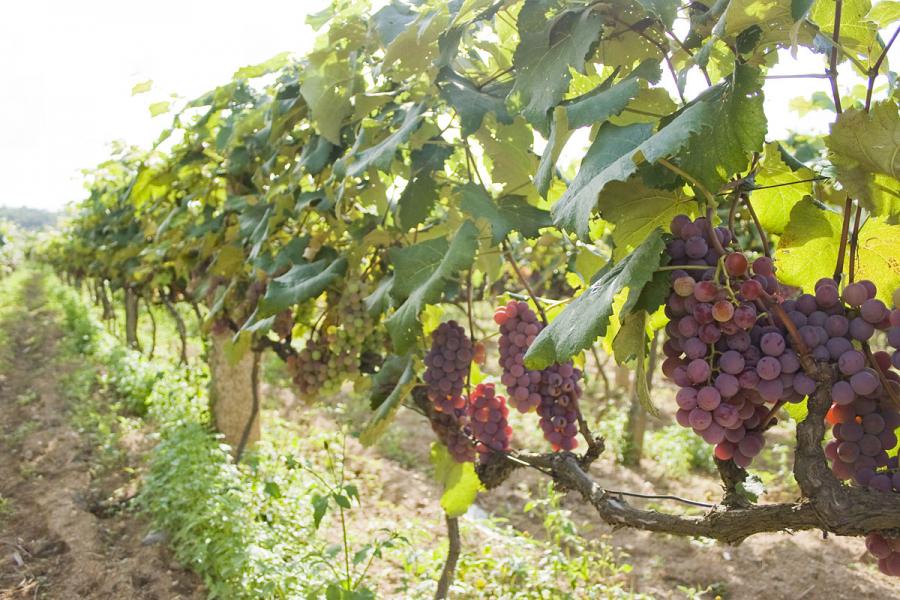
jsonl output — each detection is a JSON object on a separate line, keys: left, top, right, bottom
{"left": 553, "top": 65, "right": 765, "bottom": 239}
{"left": 259, "top": 257, "right": 348, "bottom": 316}
{"left": 775, "top": 199, "right": 900, "bottom": 303}
{"left": 396, "top": 139, "right": 453, "bottom": 229}
{"left": 564, "top": 60, "right": 661, "bottom": 130}
{"left": 300, "top": 70, "right": 352, "bottom": 145}
{"left": 524, "top": 230, "right": 666, "bottom": 369}
{"left": 342, "top": 104, "right": 426, "bottom": 178}
{"left": 551, "top": 122, "right": 654, "bottom": 240}
{"left": 827, "top": 102, "right": 900, "bottom": 218}
{"left": 458, "top": 183, "right": 550, "bottom": 245}
{"left": 430, "top": 443, "right": 482, "bottom": 518}
{"left": 508, "top": 1, "right": 603, "bottom": 131}
{"left": 437, "top": 69, "right": 513, "bottom": 137}
{"left": 751, "top": 142, "right": 817, "bottom": 234}
{"left": 360, "top": 355, "right": 417, "bottom": 446}
{"left": 385, "top": 222, "right": 479, "bottom": 353}
{"left": 671, "top": 64, "right": 766, "bottom": 193}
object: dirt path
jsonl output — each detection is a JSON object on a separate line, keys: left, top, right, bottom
{"left": 0, "top": 274, "right": 203, "bottom": 600}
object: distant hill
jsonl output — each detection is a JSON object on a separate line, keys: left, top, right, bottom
{"left": 0, "top": 206, "right": 61, "bottom": 230}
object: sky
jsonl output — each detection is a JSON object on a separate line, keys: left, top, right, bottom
{"left": 0, "top": 1, "right": 895, "bottom": 212}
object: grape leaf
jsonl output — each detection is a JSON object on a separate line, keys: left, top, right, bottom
{"left": 300, "top": 70, "right": 352, "bottom": 145}
{"left": 430, "top": 443, "right": 482, "bottom": 517}
{"left": 397, "top": 139, "right": 454, "bottom": 228}
{"left": 783, "top": 398, "right": 808, "bottom": 422}
{"left": 636, "top": 0, "right": 678, "bottom": 27}
{"left": 553, "top": 65, "right": 764, "bottom": 239}
{"left": 551, "top": 122, "right": 653, "bottom": 240}
{"left": 564, "top": 60, "right": 661, "bottom": 130}
{"left": 508, "top": 1, "right": 603, "bottom": 131}
{"left": 810, "top": 0, "right": 878, "bottom": 54}
{"left": 385, "top": 221, "right": 479, "bottom": 353}
{"left": 612, "top": 310, "right": 659, "bottom": 416}
{"left": 458, "top": 183, "right": 551, "bottom": 245}
{"left": 342, "top": 104, "right": 426, "bottom": 178}
{"left": 524, "top": 230, "right": 666, "bottom": 369}
{"left": 867, "top": 0, "right": 900, "bottom": 26}
{"left": 258, "top": 257, "right": 348, "bottom": 316}
{"left": 360, "top": 355, "right": 417, "bottom": 446}
{"left": 775, "top": 199, "right": 900, "bottom": 304}
{"left": 827, "top": 102, "right": 900, "bottom": 218}
{"left": 596, "top": 180, "right": 698, "bottom": 259}
{"left": 671, "top": 64, "right": 766, "bottom": 193}
{"left": 437, "top": 69, "right": 513, "bottom": 137}
{"left": 751, "top": 142, "right": 817, "bottom": 234}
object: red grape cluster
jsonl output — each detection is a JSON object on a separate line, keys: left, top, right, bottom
{"left": 867, "top": 531, "right": 900, "bottom": 577}
{"left": 467, "top": 383, "right": 512, "bottom": 455}
{"left": 423, "top": 321, "right": 474, "bottom": 414}
{"left": 889, "top": 288, "right": 900, "bottom": 371}
{"left": 807, "top": 278, "right": 900, "bottom": 487}
{"left": 496, "top": 300, "right": 544, "bottom": 412}
{"left": 536, "top": 363, "right": 582, "bottom": 451}
{"left": 495, "top": 301, "right": 583, "bottom": 451}
{"left": 662, "top": 215, "right": 791, "bottom": 467}
{"left": 428, "top": 410, "right": 477, "bottom": 463}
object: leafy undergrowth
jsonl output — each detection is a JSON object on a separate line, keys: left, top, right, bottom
{"left": 48, "top": 275, "right": 651, "bottom": 599}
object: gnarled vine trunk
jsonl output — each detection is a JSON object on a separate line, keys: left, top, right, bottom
{"left": 124, "top": 288, "right": 140, "bottom": 350}
{"left": 208, "top": 329, "right": 260, "bottom": 458}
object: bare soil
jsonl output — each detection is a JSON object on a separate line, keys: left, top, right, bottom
{"left": 0, "top": 276, "right": 203, "bottom": 600}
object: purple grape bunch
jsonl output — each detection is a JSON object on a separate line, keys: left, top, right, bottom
{"left": 814, "top": 278, "right": 900, "bottom": 486}
{"left": 467, "top": 383, "right": 513, "bottom": 455}
{"left": 662, "top": 215, "right": 797, "bottom": 467}
{"left": 495, "top": 300, "right": 583, "bottom": 451}
{"left": 423, "top": 321, "right": 474, "bottom": 414}
{"left": 496, "top": 300, "right": 544, "bottom": 412}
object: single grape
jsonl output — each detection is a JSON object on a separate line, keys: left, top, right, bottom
{"left": 841, "top": 283, "right": 868, "bottom": 307}
{"left": 756, "top": 356, "right": 782, "bottom": 381}
{"left": 740, "top": 279, "right": 763, "bottom": 300}
{"left": 752, "top": 256, "right": 774, "bottom": 277}
{"left": 724, "top": 253, "right": 749, "bottom": 276}
{"left": 860, "top": 298, "right": 888, "bottom": 324}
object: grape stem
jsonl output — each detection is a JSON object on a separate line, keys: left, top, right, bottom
{"left": 755, "top": 398, "right": 787, "bottom": 433}
{"left": 465, "top": 268, "right": 475, "bottom": 394}
{"left": 706, "top": 206, "right": 727, "bottom": 255}
{"left": 827, "top": 0, "right": 843, "bottom": 114}
{"left": 502, "top": 240, "right": 549, "bottom": 326}
{"left": 434, "top": 515, "right": 460, "bottom": 600}
{"left": 847, "top": 205, "right": 863, "bottom": 283}
{"left": 741, "top": 193, "right": 770, "bottom": 258}
{"left": 864, "top": 25, "right": 900, "bottom": 111}
{"left": 832, "top": 197, "right": 853, "bottom": 283}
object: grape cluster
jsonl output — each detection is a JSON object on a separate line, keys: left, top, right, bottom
{"left": 536, "top": 363, "right": 582, "bottom": 451}
{"left": 287, "top": 280, "right": 380, "bottom": 398}
{"left": 889, "top": 288, "right": 900, "bottom": 371}
{"left": 806, "top": 279, "right": 900, "bottom": 486}
{"left": 867, "top": 532, "right": 900, "bottom": 577}
{"left": 467, "top": 383, "right": 512, "bottom": 455}
{"left": 496, "top": 300, "right": 544, "bottom": 412}
{"left": 495, "top": 300, "right": 582, "bottom": 451}
{"left": 423, "top": 321, "right": 474, "bottom": 414}
{"left": 662, "top": 215, "right": 791, "bottom": 467}
{"left": 428, "top": 409, "right": 476, "bottom": 463}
